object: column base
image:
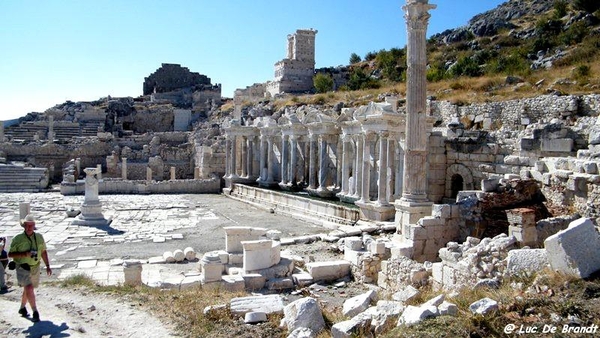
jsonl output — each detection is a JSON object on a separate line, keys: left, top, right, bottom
{"left": 355, "top": 201, "right": 395, "bottom": 221}
{"left": 258, "top": 179, "right": 279, "bottom": 189}
{"left": 394, "top": 198, "right": 433, "bottom": 230}
{"left": 306, "top": 187, "right": 335, "bottom": 198}
{"left": 71, "top": 200, "right": 111, "bottom": 226}
{"left": 336, "top": 192, "right": 359, "bottom": 204}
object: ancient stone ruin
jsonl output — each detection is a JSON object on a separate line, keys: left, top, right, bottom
{"left": 1, "top": 0, "right": 600, "bottom": 336}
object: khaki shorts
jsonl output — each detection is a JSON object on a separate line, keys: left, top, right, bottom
{"left": 16, "top": 264, "right": 40, "bottom": 287}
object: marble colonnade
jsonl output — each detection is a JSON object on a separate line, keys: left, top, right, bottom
{"left": 223, "top": 102, "right": 414, "bottom": 221}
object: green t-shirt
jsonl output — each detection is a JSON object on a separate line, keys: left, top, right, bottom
{"left": 9, "top": 232, "right": 46, "bottom": 267}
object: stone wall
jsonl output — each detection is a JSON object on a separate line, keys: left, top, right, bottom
{"left": 61, "top": 177, "right": 220, "bottom": 195}
{"left": 430, "top": 94, "right": 600, "bottom": 131}
{"left": 143, "top": 63, "right": 211, "bottom": 95}
{"left": 195, "top": 145, "right": 225, "bottom": 179}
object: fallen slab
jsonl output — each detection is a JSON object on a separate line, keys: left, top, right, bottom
{"left": 544, "top": 218, "right": 600, "bottom": 278}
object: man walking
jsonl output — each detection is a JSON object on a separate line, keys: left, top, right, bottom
{"left": 8, "top": 214, "right": 52, "bottom": 322}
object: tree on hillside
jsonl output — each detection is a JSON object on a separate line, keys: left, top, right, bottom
{"left": 313, "top": 73, "right": 334, "bottom": 93}
{"left": 573, "top": 0, "right": 600, "bottom": 13}
{"left": 349, "top": 53, "right": 361, "bottom": 64}
{"left": 364, "top": 51, "right": 377, "bottom": 61}
{"left": 375, "top": 48, "right": 406, "bottom": 82}
{"left": 346, "top": 68, "right": 380, "bottom": 90}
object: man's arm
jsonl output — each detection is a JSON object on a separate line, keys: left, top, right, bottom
{"left": 41, "top": 250, "right": 52, "bottom": 276}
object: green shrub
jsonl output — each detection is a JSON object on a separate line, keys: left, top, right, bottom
{"left": 573, "top": 0, "right": 600, "bottom": 13}
{"left": 560, "top": 20, "right": 590, "bottom": 45}
{"left": 486, "top": 53, "right": 530, "bottom": 76}
{"left": 427, "top": 63, "right": 446, "bottom": 82}
{"left": 349, "top": 52, "right": 361, "bottom": 64}
{"left": 448, "top": 56, "right": 481, "bottom": 78}
{"left": 313, "top": 73, "right": 334, "bottom": 93}
{"left": 553, "top": 0, "right": 568, "bottom": 18}
{"left": 573, "top": 64, "right": 591, "bottom": 79}
{"left": 364, "top": 51, "right": 377, "bottom": 61}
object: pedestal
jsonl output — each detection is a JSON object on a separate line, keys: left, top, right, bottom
{"left": 394, "top": 199, "right": 433, "bottom": 230}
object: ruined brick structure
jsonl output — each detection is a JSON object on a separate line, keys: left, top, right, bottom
{"left": 143, "top": 63, "right": 212, "bottom": 95}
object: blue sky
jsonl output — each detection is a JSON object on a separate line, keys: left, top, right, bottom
{"left": 0, "top": 0, "right": 505, "bottom": 120}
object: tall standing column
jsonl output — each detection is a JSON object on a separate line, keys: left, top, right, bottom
{"left": 225, "top": 136, "right": 231, "bottom": 178}
{"left": 359, "top": 133, "right": 372, "bottom": 203}
{"left": 317, "top": 136, "right": 328, "bottom": 191}
{"left": 48, "top": 115, "right": 55, "bottom": 141}
{"left": 241, "top": 136, "right": 248, "bottom": 178}
{"left": 290, "top": 136, "right": 298, "bottom": 185}
{"left": 230, "top": 135, "right": 238, "bottom": 178}
{"left": 266, "top": 136, "right": 274, "bottom": 183}
{"left": 396, "top": 0, "right": 436, "bottom": 229}
{"left": 280, "top": 135, "right": 289, "bottom": 185}
{"left": 121, "top": 157, "right": 127, "bottom": 180}
{"left": 340, "top": 135, "right": 351, "bottom": 195}
{"left": 401, "top": 0, "right": 435, "bottom": 203}
{"left": 258, "top": 135, "right": 266, "bottom": 182}
{"left": 353, "top": 135, "right": 364, "bottom": 199}
{"left": 308, "top": 134, "right": 317, "bottom": 189}
{"left": 377, "top": 132, "right": 389, "bottom": 206}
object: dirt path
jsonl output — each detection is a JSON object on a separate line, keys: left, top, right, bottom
{"left": 0, "top": 285, "right": 178, "bottom": 338}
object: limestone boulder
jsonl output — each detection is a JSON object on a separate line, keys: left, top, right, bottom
{"left": 544, "top": 218, "right": 600, "bottom": 278}
{"left": 331, "top": 312, "right": 373, "bottom": 338}
{"left": 230, "top": 294, "right": 285, "bottom": 316}
{"left": 282, "top": 297, "right": 325, "bottom": 335}
{"left": 505, "top": 249, "right": 549, "bottom": 275}
{"left": 397, "top": 305, "right": 438, "bottom": 326}
{"left": 342, "top": 290, "right": 377, "bottom": 318}
{"left": 369, "top": 301, "right": 405, "bottom": 334}
{"left": 306, "top": 260, "right": 351, "bottom": 282}
{"left": 469, "top": 297, "right": 498, "bottom": 315}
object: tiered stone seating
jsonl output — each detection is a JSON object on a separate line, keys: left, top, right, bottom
{"left": 4, "top": 122, "right": 47, "bottom": 141}
{"left": 0, "top": 164, "right": 49, "bottom": 193}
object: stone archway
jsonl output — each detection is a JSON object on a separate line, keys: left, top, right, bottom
{"left": 445, "top": 164, "right": 474, "bottom": 199}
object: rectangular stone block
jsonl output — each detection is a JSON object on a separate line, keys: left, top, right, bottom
{"left": 306, "top": 260, "right": 351, "bottom": 282}
{"left": 230, "top": 294, "right": 285, "bottom": 316}
{"left": 292, "top": 273, "right": 314, "bottom": 287}
{"left": 541, "top": 138, "right": 573, "bottom": 152}
{"left": 242, "top": 273, "right": 266, "bottom": 291}
{"left": 544, "top": 218, "right": 600, "bottom": 278}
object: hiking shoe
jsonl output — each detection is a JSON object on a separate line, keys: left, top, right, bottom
{"left": 32, "top": 311, "right": 40, "bottom": 322}
{"left": 18, "top": 307, "right": 29, "bottom": 317}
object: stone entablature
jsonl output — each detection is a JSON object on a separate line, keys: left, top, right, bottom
{"left": 266, "top": 29, "right": 318, "bottom": 97}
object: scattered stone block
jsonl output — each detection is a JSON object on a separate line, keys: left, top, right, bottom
{"left": 184, "top": 247, "right": 196, "bottom": 261}
{"left": 370, "top": 301, "right": 405, "bottom": 335}
{"left": 397, "top": 305, "right": 438, "bottom": 326}
{"left": 342, "top": 290, "right": 377, "bottom": 318}
{"left": 506, "top": 249, "right": 549, "bottom": 275}
{"left": 173, "top": 249, "right": 185, "bottom": 262}
{"left": 306, "top": 260, "right": 351, "bottom": 282}
{"left": 230, "top": 294, "right": 285, "bottom": 316}
{"left": 345, "top": 237, "right": 363, "bottom": 251}
{"left": 283, "top": 297, "right": 325, "bottom": 335}
{"left": 242, "top": 273, "right": 266, "bottom": 291}
{"left": 266, "top": 277, "right": 294, "bottom": 290}
{"left": 331, "top": 312, "right": 372, "bottom": 338}
{"left": 438, "top": 301, "right": 458, "bottom": 316}
{"left": 469, "top": 297, "right": 498, "bottom": 315}
{"left": 221, "top": 274, "right": 245, "bottom": 292}
{"left": 244, "top": 312, "right": 267, "bottom": 324}
{"left": 163, "top": 251, "right": 175, "bottom": 263}
{"left": 392, "top": 285, "right": 420, "bottom": 304}
{"left": 544, "top": 218, "right": 600, "bottom": 278}
{"left": 292, "top": 273, "right": 314, "bottom": 287}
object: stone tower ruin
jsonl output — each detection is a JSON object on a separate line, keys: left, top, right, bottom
{"left": 266, "top": 29, "right": 318, "bottom": 97}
